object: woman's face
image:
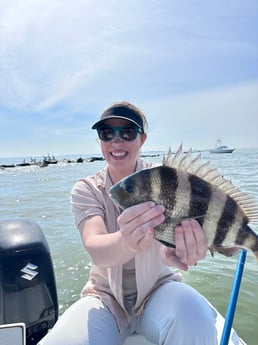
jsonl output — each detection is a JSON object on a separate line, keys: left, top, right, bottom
{"left": 99, "top": 118, "right": 146, "bottom": 182}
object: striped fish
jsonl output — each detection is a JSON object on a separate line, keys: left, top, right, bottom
{"left": 109, "top": 145, "right": 258, "bottom": 261}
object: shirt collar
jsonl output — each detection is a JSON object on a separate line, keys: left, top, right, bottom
{"left": 97, "top": 159, "right": 145, "bottom": 192}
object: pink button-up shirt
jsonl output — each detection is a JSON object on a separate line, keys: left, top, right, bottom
{"left": 71, "top": 160, "right": 181, "bottom": 333}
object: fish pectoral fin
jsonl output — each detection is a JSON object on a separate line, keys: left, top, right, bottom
{"left": 209, "top": 245, "right": 241, "bottom": 258}
{"left": 208, "top": 246, "right": 215, "bottom": 257}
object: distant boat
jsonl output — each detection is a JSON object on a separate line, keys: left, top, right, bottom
{"left": 42, "top": 154, "right": 58, "bottom": 165}
{"left": 210, "top": 140, "right": 235, "bottom": 154}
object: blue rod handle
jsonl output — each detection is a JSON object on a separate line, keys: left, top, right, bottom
{"left": 220, "top": 249, "right": 247, "bottom": 345}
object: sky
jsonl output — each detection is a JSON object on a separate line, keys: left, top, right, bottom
{"left": 0, "top": 0, "right": 257, "bottom": 158}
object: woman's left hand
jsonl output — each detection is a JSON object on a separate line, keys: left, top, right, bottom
{"left": 162, "top": 219, "right": 208, "bottom": 271}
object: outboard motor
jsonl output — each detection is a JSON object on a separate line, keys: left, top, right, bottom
{"left": 0, "top": 218, "right": 58, "bottom": 344}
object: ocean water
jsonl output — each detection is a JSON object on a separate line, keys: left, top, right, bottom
{"left": 1, "top": 148, "right": 258, "bottom": 344}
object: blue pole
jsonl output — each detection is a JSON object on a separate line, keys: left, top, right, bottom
{"left": 220, "top": 250, "right": 247, "bottom": 345}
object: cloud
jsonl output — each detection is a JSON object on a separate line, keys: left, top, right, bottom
{"left": 0, "top": 0, "right": 257, "bottom": 157}
{"left": 0, "top": 1, "right": 124, "bottom": 109}
{"left": 1, "top": 0, "right": 256, "bottom": 110}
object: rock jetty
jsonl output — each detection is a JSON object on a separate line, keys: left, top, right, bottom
{"left": 0, "top": 153, "right": 161, "bottom": 169}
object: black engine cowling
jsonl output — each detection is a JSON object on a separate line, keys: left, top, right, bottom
{"left": 0, "top": 218, "right": 58, "bottom": 344}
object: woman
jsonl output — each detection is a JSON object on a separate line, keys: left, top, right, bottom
{"left": 39, "top": 101, "right": 245, "bottom": 345}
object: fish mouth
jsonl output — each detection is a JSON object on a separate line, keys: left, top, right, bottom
{"left": 109, "top": 185, "right": 124, "bottom": 208}
{"left": 109, "top": 183, "right": 122, "bottom": 199}
{"left": 109, "top": 180, "right": 130, "bottom": 206}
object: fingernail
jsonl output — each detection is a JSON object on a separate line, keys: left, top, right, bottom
{"left": 157, "top": 205, "right": 165, "bottom": 212}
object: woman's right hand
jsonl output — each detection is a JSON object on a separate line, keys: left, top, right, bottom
{"left": 79, "top": 201, "right": 165, "bottom": 267}
{"left": 117, "top": 201, "right": 165, "bottom": 252}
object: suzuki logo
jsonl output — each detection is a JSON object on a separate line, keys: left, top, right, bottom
{"left": 20, "top": 263, "right": 39, "bottom": 281}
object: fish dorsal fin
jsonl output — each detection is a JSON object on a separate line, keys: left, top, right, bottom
{"left": 163, "top": 145, "right": 258, "bottom": 224}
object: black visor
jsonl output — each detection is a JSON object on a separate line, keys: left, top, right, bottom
{"left": 91, "top": 105, "right": 144, "bottom": 132}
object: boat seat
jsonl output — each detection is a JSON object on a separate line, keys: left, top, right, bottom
{"left": 124, "top": 334, "right": 155, "bottom": 345}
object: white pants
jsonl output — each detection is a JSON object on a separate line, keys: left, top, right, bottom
{"left": 38, "top": 282, "right": 246, "bottom": 345}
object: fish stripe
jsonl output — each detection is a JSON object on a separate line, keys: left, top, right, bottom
{"left": 235, "top": 218, "right": 250, "bottom": 245}
{"left": 235, "top": 221, "right": 258, "bottom": 260}
{"left": 213, "top": 196, "right": 238, "bottom": 245}
{"left": 152, "top": 167, "right": 179, "bottom": 246}
{"left": 202, "top": 189, "right": 227, "bottom": 244}
{"left": 143, "top": 169, "right": 155, "bottom": 199}
{"left": 189, "top": 175, "right": 212, "bottom": 227}
{"left": 175, "top": 172, "right": 192, "bottom": 220}
{"left": 159, "top": 166, "right": 178, "bottom": 211}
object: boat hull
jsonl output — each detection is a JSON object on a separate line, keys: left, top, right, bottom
{"left": 210, "top": 148, "right": 235, "bottom": 154}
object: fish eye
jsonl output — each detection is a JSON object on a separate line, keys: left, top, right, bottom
{"left": 126, "top": 183, "right": 134, "bottom": 194}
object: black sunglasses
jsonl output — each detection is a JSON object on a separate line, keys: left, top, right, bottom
{"left": 97, "top": 125, "right": 142, "bottom": 142}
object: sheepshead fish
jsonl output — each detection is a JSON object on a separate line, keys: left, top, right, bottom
{"left": 110, "top": 145, "right": 258, "bottom": 262}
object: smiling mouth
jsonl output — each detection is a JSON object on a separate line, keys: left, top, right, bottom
{"left": 111, "top": 151, "right": 127, "bottom": 158}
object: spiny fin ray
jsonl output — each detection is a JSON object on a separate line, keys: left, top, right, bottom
{"left": 163, "top": 145, "right": 258, "bottom": 224}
